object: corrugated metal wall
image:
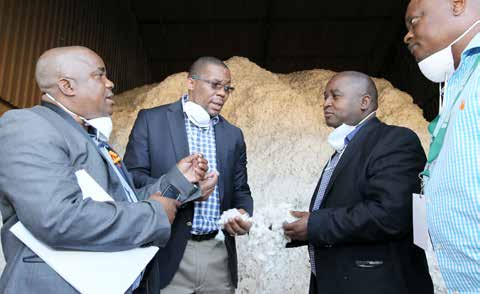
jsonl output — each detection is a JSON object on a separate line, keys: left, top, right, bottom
{"left": 0, "top": 0, "right": 151, "bottom": 109}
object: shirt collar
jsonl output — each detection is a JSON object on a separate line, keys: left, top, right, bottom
{"left": 462, "top": 32, "right": 480, "bottom": 58}
{"left": 181, "top": 94, "right": 219, "bottom": 126}
{"left": 88, "top": 129, "right": 107, "bottom": 147}
{"left": 344, "top": 113, "right": 376, "bottom": 146}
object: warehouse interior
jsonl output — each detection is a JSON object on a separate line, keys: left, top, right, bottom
{"left": 0, "top": 2, "right": 449, "bottom": 292}
{"left": 0, "top": 0, "right": 437, "bottom": 119}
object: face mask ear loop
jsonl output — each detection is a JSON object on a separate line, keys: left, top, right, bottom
{"left": 439, "top": 82, "right": 443, "bottom": 114}
{"left": 439, "top": 71, "right": 449, "bottom": 114}
{"left": 45, "top": 93, "right": 88, "bottom": 124}
{"left": 451, "top": 20, "right": 480, "bottom": 46}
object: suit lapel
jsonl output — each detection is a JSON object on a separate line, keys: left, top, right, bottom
{"left": 40, "top": 102, "right": 130, "bottom": 201}
{"left": 321, "top": 118, "right": 380, "bottom": 207}
{"left": 119, "top": 160, "right": 136, "bottom": 190}
{"left": 93, "top": 144, "right": 135, "bottom": 201}
{"left": 41, "top": 102, "right": 99, "bottom": 153}
{"left": 107, "top": 144, "right": 136, "bottom": 191}
{"left": 214, "top": 118, "right": 227, "bottom": 203}
{"left": 167, "top": 100, "right": 190, "bottom": 161}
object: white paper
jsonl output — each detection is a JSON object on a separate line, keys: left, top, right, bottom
{"left": 10, "top": 169, "right": 159, "bottom": 294}
{"left": 412, "top": 193, "right": 431, "bottom": 251}
{"left": 75, "top": 169, "right": 113, "bottom": 201}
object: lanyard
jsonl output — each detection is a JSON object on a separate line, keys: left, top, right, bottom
{"left": 97, "top": 141, "right": 138, "bottom": 203}
{"left": 421, "top": 55, "right": 480, "bottom": 178}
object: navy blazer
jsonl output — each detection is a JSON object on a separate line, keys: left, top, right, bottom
{"left": 124, "top": 99, "right": 253, "bottom": 292}
{"left": 290, "top": 118, "right": 433, "bottom": 294}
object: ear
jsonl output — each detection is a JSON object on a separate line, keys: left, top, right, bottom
{"left": 451, "top": 0, "right": 466, "bottom": 16}
{"left": 187, "top": 77, "right": 195, "bottom": 91}
{"left": 360, "top": 94, "right": 372, "bottom": 111}
{"left": 57, "top": 78, "right": 75, "bottom": 97}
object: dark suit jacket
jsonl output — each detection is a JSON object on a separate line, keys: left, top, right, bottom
{"left": 124, "top": 99, "right": 253, "bottom": 292}
{"left": 290, "top": 118, "right": 433, "bottom": 294}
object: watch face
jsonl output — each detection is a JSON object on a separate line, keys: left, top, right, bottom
{"left": 162, "top": 184, "right": 202, "bottom": 204}
{"left": 162, "top": 184, "right": 179, "bottom": 199}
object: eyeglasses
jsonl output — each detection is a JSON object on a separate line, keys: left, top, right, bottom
{"left": 190, "top": 75, "right": 235, "bottom": 93}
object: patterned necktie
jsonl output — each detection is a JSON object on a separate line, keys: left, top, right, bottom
{"left": 312, "top": 152, "right": 341, "bottom": 210}
{"left": 309, "top": 151, "right": 341, "bottom": 275}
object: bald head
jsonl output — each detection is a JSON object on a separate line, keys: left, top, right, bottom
{"left": 335, "top": 71, "right": 378, "bottom": 111}
{"left": 323, "top": 71, "right": 378, "bottom": 127}
{"left": 35, "top": 46, "right": 114, "bottom": 121}
{"left": 35, "top": 46, "right": 98, "bottom": 93}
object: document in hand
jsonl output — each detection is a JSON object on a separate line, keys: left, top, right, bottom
{"left": 10, "top": 169, "right": 159, "bottom": 294}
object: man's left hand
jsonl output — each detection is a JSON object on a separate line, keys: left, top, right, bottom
{"left": 283, "top": 211, "right": 310, "bottom": 241}
{"left": 198, "top": 171, "right": 218, "bottom": 201}
{"left": 224, "top": 209, "right": 252, "bottom": 236}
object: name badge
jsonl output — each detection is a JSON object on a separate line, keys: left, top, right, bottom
{"left": 412, "top": 193, "right": 432, "bottom": 251}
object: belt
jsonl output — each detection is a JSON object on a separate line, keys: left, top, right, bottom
{"left": 190, "top": 230, "right": 219, "bottom": 241}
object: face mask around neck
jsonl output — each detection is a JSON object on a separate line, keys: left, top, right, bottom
{"left": 418, "top": 20, "right": 480, "bottom": 83}
{"left": 45, "top": 93, "right": 113, "bottom": 141}
{"left": 327, "top": 111, "right": 376, "bottom": 152}
{"left": 184, "top": 100, "right": 211, "bottom": 128}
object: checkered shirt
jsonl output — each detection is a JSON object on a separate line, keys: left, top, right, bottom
{"left": 182, "top": 95, "right": 221, "bottom": 234}
{"left": 423, "top": 33, "right": 480, "bottom": 292}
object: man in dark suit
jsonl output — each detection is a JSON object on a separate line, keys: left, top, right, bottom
{"left": 124, "top": 56, "right": 253, "bottom": 293}
{"left": 283, "top": 71, "right": 433, "bottom": 294}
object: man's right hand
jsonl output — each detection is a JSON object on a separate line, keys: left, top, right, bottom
{"left": 148, "top": 192, "right": 181, "bottom": 224}
{"left": 177, "top": 154, "right": 209, "bottom": 183}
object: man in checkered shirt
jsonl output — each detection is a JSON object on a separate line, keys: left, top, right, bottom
{"left": 405, "top": 0, "right": 480, "bottom": 292}
{"left": 124, "top": 56, "right": 253, "bottom": 294}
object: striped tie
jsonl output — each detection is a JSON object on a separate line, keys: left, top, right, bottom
{"left": 309, "top": 151, "right": 341, "bottom": 275}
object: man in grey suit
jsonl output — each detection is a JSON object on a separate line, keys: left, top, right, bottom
{"left": 0, "top": 46, "right": 216, "bottom": 293}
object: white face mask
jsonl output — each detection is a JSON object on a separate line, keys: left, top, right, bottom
{"left": 328, "top": 123, "right": 356, "bottom": 152}
{"left": 45, "top": 93, "right": 113, "bottom": 141}
{"left": 184, "top": 101, "right": 210, "bottom": 128}
{"left": 85, "top": 116, "right": 112, "bottom": 141}
{"left": 418, "top": 20, "right": 480, "bottom": 83}
{"left": 327, "top": 111, "right": 376, "bottom": 152}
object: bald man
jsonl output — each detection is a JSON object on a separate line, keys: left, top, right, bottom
{"left": 283, "top": 71, "right": 433, "bottom": 294}
{"left": 404, "top": 0, "right": 480, "bottom": 291}
{"left": 0, "top": 46, "right": 214, "bottom": 293}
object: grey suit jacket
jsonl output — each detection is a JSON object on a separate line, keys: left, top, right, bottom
{"left": 0, "top": 104, "right": 195, "bottom": 293}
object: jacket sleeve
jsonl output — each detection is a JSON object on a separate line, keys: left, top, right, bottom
{"left": 308, "top": 128, "right": 426, "bottom": 246}
{"left": 231, "top": 129, "right": 254, "bottom": 216}
{"left": 134, "top": 165, "right": 199, "bottom": 202}
{"left": 0, "top": 110, "right": 171, "bottom": 252}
